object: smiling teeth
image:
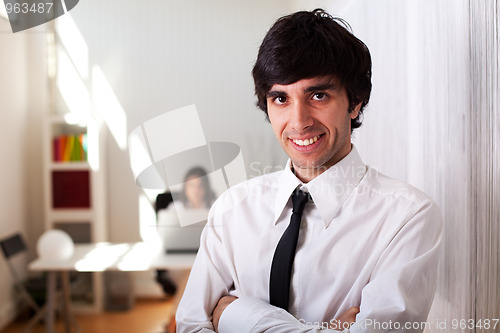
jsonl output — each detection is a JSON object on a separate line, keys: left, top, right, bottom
{"left": 293, "top": 135, "right": 320, "bottom": 146}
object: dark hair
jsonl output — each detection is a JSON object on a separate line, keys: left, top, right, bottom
{"left": 181, "top": 167, "right": 216, "bottom": 208}
{"left": 252, "top": 9, "right": 372, "bottom": 130}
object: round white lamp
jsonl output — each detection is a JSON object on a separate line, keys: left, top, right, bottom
{"left": 37, "top": 229, "right": 75, "bottom": 261}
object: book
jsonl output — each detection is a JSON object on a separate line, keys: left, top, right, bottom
{"left": 52, "top": 134, "right": 88, "bottom": 162}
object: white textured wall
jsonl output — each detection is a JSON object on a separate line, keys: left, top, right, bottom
{"left": 0, "top": 20, "right": 27, "bottom": 330}
{"left": 349, "top": 1, "right": 475, "bottom": 327}
{"left": 468, "top": 1, "right": 499, "bottom": 326}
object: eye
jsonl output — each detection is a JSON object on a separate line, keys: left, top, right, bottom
{"left": 272, "top": 95, "right": 288, "bottom": 105}
{"left": 312, "top": 92, "right": 327, "bottom": 101}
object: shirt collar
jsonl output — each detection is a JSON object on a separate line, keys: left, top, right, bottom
{"left": 273, "top": 145, "right": 367, "bottom": 228}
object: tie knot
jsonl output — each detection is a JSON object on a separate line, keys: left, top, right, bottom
{"left": 292, "top": 190, "right": 309, "bottom": 214}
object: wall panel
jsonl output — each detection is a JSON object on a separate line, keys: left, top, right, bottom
{"left": 470, "top": 0, "right": 500, "bottom": 327}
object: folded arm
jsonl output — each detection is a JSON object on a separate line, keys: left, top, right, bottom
{"left": 213, "top": 297, "right": 359, "bottom": 333}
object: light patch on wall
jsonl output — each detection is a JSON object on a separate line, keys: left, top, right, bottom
{"left": 128, "top": 126, "right": 158, "bottom": 187}
{"left": 138, "top": 193, "right": 161, "bottom": 249}
{"left": 57, "top": 47, "right": 89, "bottom": 122}
{"left": 92, "top": 66, "right": 128, "bottom": 150}
{"left": 55, "top": 14, "right": 89, "bottom": 79}
{"left": 0, "top": 1, "right": 7, "bottom": 20}
{"left": 86, "top": 120, "right": 100, "bottom": 171}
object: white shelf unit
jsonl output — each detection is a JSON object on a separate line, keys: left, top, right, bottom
{"left": 42, "top": 114, "right": 107, "bottom": 313}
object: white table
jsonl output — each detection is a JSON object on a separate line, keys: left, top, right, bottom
{"left": 29, "top": 242, "right": 196, "bottom": 333}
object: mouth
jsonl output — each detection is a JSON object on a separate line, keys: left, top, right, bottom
{"left": 291, "top": 134, "right": 322, "bottom": 147}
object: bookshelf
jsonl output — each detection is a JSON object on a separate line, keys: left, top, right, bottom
{"left": 42, "top": 114, "right": 107, "bottom": 313}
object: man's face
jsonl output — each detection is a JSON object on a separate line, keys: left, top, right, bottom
{"left": 267, "top": 76, "right": 360, "bottom": 182}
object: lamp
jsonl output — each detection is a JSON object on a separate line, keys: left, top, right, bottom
{"left": 37, "top": 229, "right": 75, "bottom": 261}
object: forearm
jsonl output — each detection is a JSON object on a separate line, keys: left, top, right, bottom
{"left": 176, "top": 221, "right": 234, "bottom": 332}
{"left": 218, "top": 297, "right": 344, "bottom": 333}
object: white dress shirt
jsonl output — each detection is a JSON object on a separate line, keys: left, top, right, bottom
{"left": 176, "top": 146, "right": 442, "bottom": 333}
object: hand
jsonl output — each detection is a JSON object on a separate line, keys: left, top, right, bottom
{"left": 212, "top": 295, "right": 238, "bottom": 332}
{"left": 330, "top": 306, "right": 360, "bottom": 330}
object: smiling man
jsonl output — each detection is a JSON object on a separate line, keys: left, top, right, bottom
{"left": 176, "top": 9, "right": 442, "bottom": 333}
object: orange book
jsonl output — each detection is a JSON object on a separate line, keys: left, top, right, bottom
{"left": 62, "top": 135, "right": 73, "bottom": 162}
{"left": 59, "top": 135, "right": 67, "bottom": 162}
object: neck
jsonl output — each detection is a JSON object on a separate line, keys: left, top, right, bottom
{"left": 291, "top": 145, "right": 353, "bottom": 183}
{"left": 291, "top": 165, "right": 324, "bottom": 183}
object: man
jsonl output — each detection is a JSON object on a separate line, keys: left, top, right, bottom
{"left": 176, "top": 9, "right": 442, "bottom": 333}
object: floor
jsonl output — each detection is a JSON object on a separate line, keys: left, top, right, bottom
{"left": 1, "top": 298, "right": 175, "bottom": 333}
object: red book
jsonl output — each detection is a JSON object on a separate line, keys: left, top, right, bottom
{"left": 53, "top": 137, "right": 60, "bottom": 161}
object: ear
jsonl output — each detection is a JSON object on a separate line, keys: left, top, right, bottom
{"left": 350, "top": 102, "right": 362, "bottom": 119}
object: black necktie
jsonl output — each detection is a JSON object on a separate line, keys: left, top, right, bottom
{"left": 269, "top": 189, "right": 309, "bottom": 310}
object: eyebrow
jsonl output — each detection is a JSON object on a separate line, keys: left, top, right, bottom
{"left": 266, "top": 82, "right": 338, "bottom": 98}
{"left": 266, "top": 90, "right": 286, "bottom": 98}
{"left": 304, "top": 83, "right": 337, "bottom": 93}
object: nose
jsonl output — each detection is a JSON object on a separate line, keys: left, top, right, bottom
{"left": 290, "top": 101, "right": 314, "bottom": 131}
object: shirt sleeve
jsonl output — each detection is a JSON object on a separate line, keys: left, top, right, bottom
{"left": 218, "top": 199, "right": 442, "bottom": 333}
{"left": 219, "top": 297, "right": 343, "bottom": 333}
{"left": 175, "top": 203, "right": 235, "bottom": 333}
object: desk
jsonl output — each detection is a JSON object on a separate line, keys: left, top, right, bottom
{"left": 29, "top": 242, "right": 196, "bottom": 333}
